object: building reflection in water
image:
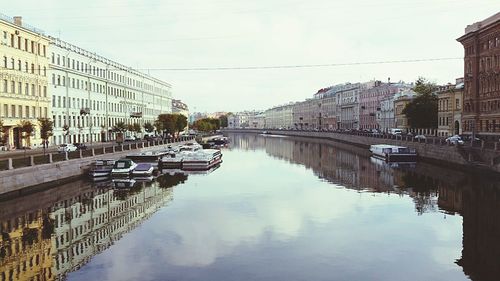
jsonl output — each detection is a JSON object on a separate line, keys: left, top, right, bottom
{"left": 0, "top": 173, "right": 187, "bottom": 280}
{"left": 229, "top": 133, "right": 500, "bottom": 281}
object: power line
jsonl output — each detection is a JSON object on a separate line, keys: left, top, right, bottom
{"left": 148, "top": 57, "right": 462, "bottom": 71}
{"left": 0, "top": 57, "right": 462, "bottom": 73}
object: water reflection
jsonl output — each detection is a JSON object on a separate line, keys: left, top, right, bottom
{"left": 0, "top": 134, "right": 499, "bottom": 281}
{"left": 229, "top": 133, "right": 500, "bottom": 280}
{"left": 0, "top": 173, "right": 187, "bottom": 280}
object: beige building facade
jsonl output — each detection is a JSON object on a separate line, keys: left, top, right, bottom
{"left": 437, "top": 78, "right": 464, "bottom": 137}
{"left": 0, "top": 15, "right": 50, "bottom": 149}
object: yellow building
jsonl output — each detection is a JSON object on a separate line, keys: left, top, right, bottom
{"left": 0, "top": 210, "right": 54, "bottom": 281}
{"left": 437, "top": 78, "right": 464, "bottom": 137}
{"left": 0, "top": 15, "right": 50, "bottom": 149}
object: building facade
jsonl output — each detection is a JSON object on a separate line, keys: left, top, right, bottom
{"left": 457, "top": 12, "right": 500, "bottom": 140}
{"left": 172, "top": 99, "right": 189, "bottom": 132}
{"left": 49, "top": 37, "right": 172, "bottom": 145}
{"left": 264, "top": 104, "right": 293, "bottom": 129}
{"left": 437, "top": 78, "right": 464, "bottom": 137}
{"left": 394, "top": 90, "right": 417, "bottom": 132}
{"left": 0, "top": 15, "right": 50, "bottom": 149}
{"left": 338, "top": 83, "right": 362, "bottom": 130}
{"left": 359, "top": 81, "right": 411, "bottom": 131}
{"left": 377, "top": 95, "right": 395, "bottom": 133}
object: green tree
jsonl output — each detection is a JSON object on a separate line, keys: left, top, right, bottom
{"left": 156, "top": 114, "right": 178, "bottom": 137}
{"left": 38, "top": 117, "right": 54, "bottom": 154}
{"left": 402, "top": 78, "right": 438, "bottom": 129}
{"left": 132, "top": 123, "right": 142, "bottom": 134}
{"left": 143, "top": 122, "right": 154, "bottom": 134}
{"left": 193, "top": 118, "right": 220, "bottom": 132}
{"left": 62, "top": 124, "right": 70, "bottom": 143}
{"left": 175, "top": 114, "right": 188, "bottom": 133}
{"left": 18, "top": 120, "right": 35, "bottom": 148}
{"left": 219, "top": 114, "right": 228, "bottom": 128}
{"left": 0, "top": 118, "right": 4, "bottom": 145}
{"left": 112, "top": 121, "right": 127, "bottom": 133}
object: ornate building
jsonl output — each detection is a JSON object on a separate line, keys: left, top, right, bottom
{"left": 0, "top": 15, "right": 50, "bottom": 149}
{"left": 457, "top": 12, "right": 500, "bottom": 140}
{"left": 436, "top": 78, "right": 464, "bottom": 137}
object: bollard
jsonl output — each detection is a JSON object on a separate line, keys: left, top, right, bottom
{"left": 121, "top": 144, "right": 124, "bottom": 151}
{"left": 128, "top": 143, "right": 131, "bottom": 150}
{"left": 8, "top": 158, "right": 13, "bottom": 170}
{"left": 48, "top": 153, "right": 53, "bottom": 163}
{"left": 92, "top": 148, "right": 95, "bottom": 156}
{"left": 141, "top": 142, "right": 144, "bottom": 148}
{"left": 103, "top": 146, "right": 106, "bottom": 154}
{"left": 79, "top": 150, "right": 83, "bottom": 158}
{"left": 112, "top": 146, "right": 116, "bottom": 153}
{"left": 29, "top": 155, "right": 35, "bottom": 166}
{"left": 481, "top": 140, "right": 485, "bottom": 150}
{"left": 65, "top": 152, "right": 69, "bottom": 161}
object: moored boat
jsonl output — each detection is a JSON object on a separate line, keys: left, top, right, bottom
{"left": 182, "top": 149, "right": 223, "bottom": 171}
{"left": 369, "top": 144, "right": 417, "bottom": 162}
{"left": 132, "top": 163, "right": 154, "bottom": 177}
{"left": 88, "top": 159, "right": 116, "bottom": 178}
{"left": 111, "top": 159, "right": 138, "bottom": 176}
{"left": 158, "top": 152, "right": 184, "bottom": 170}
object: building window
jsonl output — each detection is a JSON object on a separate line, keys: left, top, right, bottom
{"left": 51, "top": 53, "right": 55, "bottom": 64}
{"left": 25, "top": 83, "right": 29, "bottom": 95}
{"left": 18, "top": 82, "right": 22, "bottom": 94}
{"left": 10, "top": 81, "right": 15, "bottom": 93}
{"left": 2, "top": 79, "right": 7, "bottom": 93}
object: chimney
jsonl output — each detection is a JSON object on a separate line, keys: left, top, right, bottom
{"left": 13, "top": 16, "right": 22, "bottom": 26}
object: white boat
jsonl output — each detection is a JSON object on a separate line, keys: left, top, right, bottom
{"left": 111, "top": 159, "right": 138, "bottom": 176}
{"left": 132, "top": 163, "right": 154, "bottom": 176}
{"left": 182, "top": 149, "right": 223, "bottom": 171}
{"left": 369, "top": 144, "right": 417, "bottom": 162}
{"left": 112, "top": 178, "right": 136, "bottom": 189}
{"left": 159, "top": 152, "right": 184, "bottom": 169}
{"left": 179, "top": 142, "right": 202, "bottom": 152}
{"left": 88, "top": 159, "right": 116, "bottom": 178}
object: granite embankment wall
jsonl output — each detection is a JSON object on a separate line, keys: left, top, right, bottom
{"left": 0, "top": 141, "right": 184, "bottom": 195}
{"left": 223, "top": 129, "right": 500, "bottom": 174}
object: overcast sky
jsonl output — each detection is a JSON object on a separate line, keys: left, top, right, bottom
{"left": 4, "top": 0, "right": 499, "bottom": 112}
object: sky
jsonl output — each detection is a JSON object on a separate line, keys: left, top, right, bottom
{"left": 3, "top": 0, "right": 499, "bottom": 112}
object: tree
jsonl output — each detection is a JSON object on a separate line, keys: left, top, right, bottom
{"left": 62, "top": 124, "right": 70, "bottom": 143}
{"left": 175, "top": 115, "right": 188, "bottom": 133}
{"left": 219, "top": 114, "right": 228, "bottom": 128}
{"left": 143, "top": 122, "right": 154, "bottom": 134}
{"left": 193, "top": 118, "right": 220, "bottom": 132}
{"left": 38, "top": 117, "right": 54, "bottom": 154}
{"left": 402, "top": 78, "right": 438, "bottom": 129}
{"left": 0, "top": 118, "right": 4, "bottom": 145}
{"left": 18, "top": 120, "right": 35, "bottom": 148}
{"left": 132, "top": 123, "right": 142, "bottom": 134}
{"left": 112, "top": 121, "right": 127, "bottom": 133}
{"left": 156, "top": 114, "right": 177, "bottom": 137}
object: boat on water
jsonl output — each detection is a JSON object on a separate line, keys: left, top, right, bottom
{"left": 179, "top": 142, "right": 202, "bottom": 152}
{"left": 126, "top": 151, "right": 169, "bottom": 167}
{"left": 132, "top": 163, "right": 154, "bottom": 177}
{"left": 88, "top": 159, "right": 116, "bottom": 178}
{"left": 369, "top": 144, "right": 417, "bottom": 162}
{"left": 111, "top": 159, "right": 138, "bottom": 176}
{"left": 112, "top": 178, "right": 137, "bottom": 189}
{"left": 159, "top": 151, "right": 184, "bottom": 170}
{"left": 182, "top": 149, "right": 223, "bottom": 171}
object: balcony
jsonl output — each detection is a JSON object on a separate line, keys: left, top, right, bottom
{"left": 130, "top": 111, "right": 143, "bottom": 118}
{"left": 80, "top": 108, "right": 90, "bottom": 115}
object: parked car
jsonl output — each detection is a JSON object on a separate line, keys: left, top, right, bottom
{"left": 124, "top": 136, "right": 135, "bottom": 142}
{"left": 73, "top": 143, "right": 87, "bottom": 150}
{"left": 58, "top": 143, "right": 77, "bottom": 153}
{"left": 445, "top": 135, "right": 464, "bottom": 145}
{"left": 414, "top": 135, "right": 426, "bottom": 140}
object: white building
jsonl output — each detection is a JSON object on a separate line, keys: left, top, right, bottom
{"left": 49, "top": 37, "right": 172, "bottom": 145}
{"left": 264, "top": 104, "right": 294, "bottom": 129}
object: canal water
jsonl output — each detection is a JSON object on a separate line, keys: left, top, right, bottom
{"left": 0, "top": 133, "right": 499, "bottom": 281}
